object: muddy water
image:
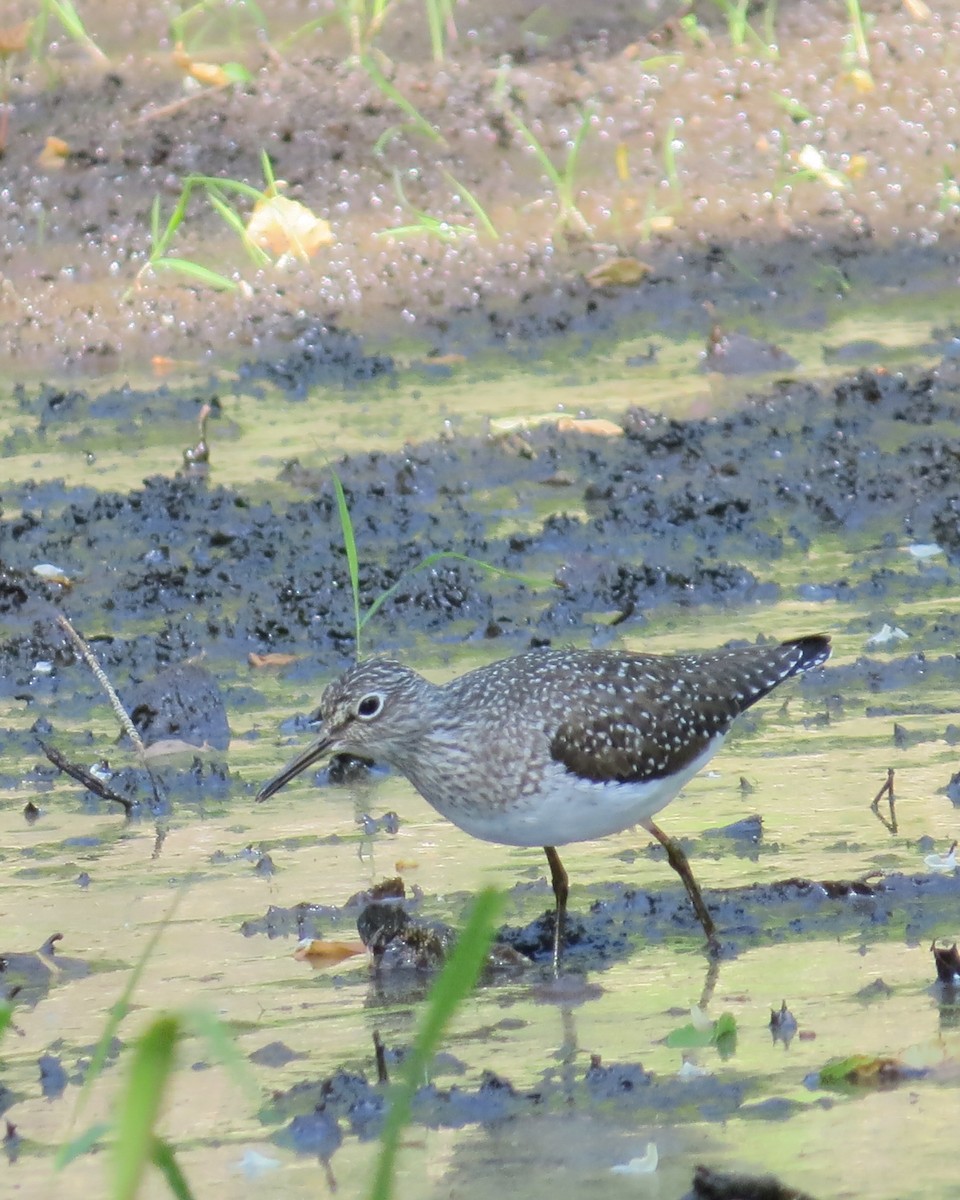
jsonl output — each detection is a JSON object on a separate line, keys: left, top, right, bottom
{"left": 4, "top": 0, "right": 960, "bottom": 1195}
{"left": 3, "top": 338, "right": 960, "bottom": 1200}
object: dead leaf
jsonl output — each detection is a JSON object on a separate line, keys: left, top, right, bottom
{"left": 248, "top": 652, "right": 300, "bottom": 668}
{"left": 0, "top": 20, "right": 31, "bottom": 57}
{"left": 585, "top": 257, "right": 650, "bottom": 289}
{"left": 37, "top": 136, "right": 70, "bottom": 171}
{"left": 294, "top": 939, "right": 366, "bottom": 966}
{"left": 556, "top": 416, "right": 624, "bottom": 437}
{"left": 33, "top": 563, "right": 73, "bottom": 587}
{"left": 394, "top": 859, "right": 419, "bottom": 871}
{"left": 172, "top": 43, "right": 230, "bottom": 88}
{"left": 246, "top": 195, "right": 334, "bottom": 261}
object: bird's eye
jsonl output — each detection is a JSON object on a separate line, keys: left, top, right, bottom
{"left": 357, "top": 694, "right": 383, "bottom": 719}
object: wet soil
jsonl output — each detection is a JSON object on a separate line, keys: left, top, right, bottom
{"left": 2, "top": 0, "right": 960, "bottom": 374}
{"left": 4, "top": 2, "right": 960, "bottom": 1197}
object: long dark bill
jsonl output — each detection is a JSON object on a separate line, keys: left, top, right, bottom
{"left": 255, "top": 733, "right": 335, "bottom": 803}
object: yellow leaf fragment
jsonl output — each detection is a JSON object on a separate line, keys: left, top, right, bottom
{"left": 585, "top": 256, "right": 650, "bottom": 289}
{"left": 37, "top": 136, "right": 70, "bottom": 171}
{"left": 246, "top": 195, "right": 334, "bottom": 261}
{"left": 845, "top": 68, "right": 875, "bottom": 93}
{"left": 172, "top": 43, "right": 230, "bottom": 88}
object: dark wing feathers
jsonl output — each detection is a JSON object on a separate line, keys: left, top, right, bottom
{"left": 549, "top": 636, "right": 829, "bottom": 785}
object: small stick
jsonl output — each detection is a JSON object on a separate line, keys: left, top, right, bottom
{"left": 373, "top": 1030, "right": 389, "bottom": 1085}
{"left": 39, "top": 742, "right": 133, "bottom": 813}
{"left": 56, "top": 615, "right": 147, "bottom": 759}
{"left": 870, "top": 767, "right": 897, "bottom": 834}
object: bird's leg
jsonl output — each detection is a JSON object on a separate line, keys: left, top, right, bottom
{"left": 543, "top": 845, "right": 568, "bottom": 974}
{"left": 642, "top": 819, "right": 719, "bottom": 951}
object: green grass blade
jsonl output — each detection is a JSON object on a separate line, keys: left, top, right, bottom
{"left": 359, "top": 54, "right": 445, "bottom": 145}
{"left": 259, "top": 148, "right": 277, "bottom": 193}
{"left": 182, "top": 1007, "right": 260, "bottom": 1105}
{"left": 113, "top": 1015, "right": 181, "bottom": 1200}
{"left": 45, "top": 0, "right": 109, "bottom": 62}
{"left": 152, "top": 1138, "right": 195, "bottom": 1200}
{"left": 332, "top": 473, "right": 363, "bottom": 658}
{"left": 150, "top": 257, "right": 240, "bottom": 290}
{"left": 58, "top": 893, "right": 184, "bottom": 1160}
{"left": 425, "top": 0, "right": 444, "bottom": 61}
{"left": 0, "top": 1003, "right": 11, "bottom": 1040}
{"left": 205, "top": 190, "right": 248, "bottom": 237}
{"left": 182, "top": 174, "right": 268, "bottom": 204}
{"left": 57, "top": 1122, "right": 111, "bottom": 1169}
{"left": 360, "top": 552, "right": 537, "bottom": 633}
{"left": 505, "top": 109, "right": 562, "bottom": 190}
{"left": 440, "top": 169, "right": 498, "bottom": 238}
{"left": 369, "top": 888, "right": 502, "bottom": 1200}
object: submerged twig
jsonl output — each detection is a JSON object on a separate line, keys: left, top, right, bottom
{"left": 870, "top": 767, "right": 897, "bottom": 834}
{"left": 39, "top": 742, "right": 133, "bottom": 813}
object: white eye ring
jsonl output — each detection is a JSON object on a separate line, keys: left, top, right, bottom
{"left": 357, "top": 693, "right": 384, "bottom": 720}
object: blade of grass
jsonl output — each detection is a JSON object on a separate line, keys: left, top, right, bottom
{"left": 360, "top": 552, "right": 538, "bottom": 633}
{"left": 151, "top": 1137, "right": 195, "bottom": 1200}
{"left": 113, "top": 1015, "right": 181, "bottom": 1200}
{"left": 369, "top": 888, "right": 502, "bottom": 1200}
{"left": 359, "top": 53, "right": 446, "bottom": 146}
{"left": 58, "top": 891, "right": 185, "bottom": 1162}
{"left": 440, "top": 168, "right": 498, "bottom": 238}
{"left": 332, "top": 473, "right": 363, "bottom": 657}
{"left": 148, "top": 257, "right": 239, "bottom": 290}
{"left": 44, "top": 0, "right": 109, "bottom": 62}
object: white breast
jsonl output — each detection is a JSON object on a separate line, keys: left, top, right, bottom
{"left": 438, "top": 737, "right": 726, "bottom": 848}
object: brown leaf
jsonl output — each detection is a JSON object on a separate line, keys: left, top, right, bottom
{"left": 0, "top": 20, "right": 31, "bottom": 57}
{"left": 248, "top": 652, "right": 300, "bottom": 668}
{"left": 293, "top": 939, "right": 366, "bottom": 966}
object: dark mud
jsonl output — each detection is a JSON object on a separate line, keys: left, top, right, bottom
{"left": 4, "top": 362, "right": 960, "bottom": 712}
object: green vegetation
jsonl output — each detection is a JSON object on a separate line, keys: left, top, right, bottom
{"left": 332, "top": 472, "right": 536, "bottom": 658}
{"left": 369, "top": 888, "right": 502, "bottom": 1200}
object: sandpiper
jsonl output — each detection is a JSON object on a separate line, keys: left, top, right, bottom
{"left": 257, "top": 635, "right": 830, "bottom": 968}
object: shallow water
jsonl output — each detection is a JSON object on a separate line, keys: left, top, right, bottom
{"left": 5, "top": 0, "right": 960, "bottom": 1191}
{"left": 3, "top": 374, "right": 960, "bottom": 1199}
